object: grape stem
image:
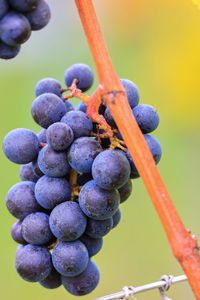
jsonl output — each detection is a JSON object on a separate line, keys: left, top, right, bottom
{"left": 74, "top": 0, "right": 200, "bottom": 298}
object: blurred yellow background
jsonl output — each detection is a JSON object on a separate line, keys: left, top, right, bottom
{"left": 0, "top": 0, "right": 200, "bottom": 299}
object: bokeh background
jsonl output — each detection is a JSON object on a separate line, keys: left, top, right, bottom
{"left": 0, "top": 0, "right": 200, "bottom": 299}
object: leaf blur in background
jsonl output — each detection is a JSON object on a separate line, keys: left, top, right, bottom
{"left": 0, "top": 1, "right": 199, "bottom": 299}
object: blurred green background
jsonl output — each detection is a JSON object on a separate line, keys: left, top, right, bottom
{"left": 0, "top": 0, "right": 200, "bottom": 299}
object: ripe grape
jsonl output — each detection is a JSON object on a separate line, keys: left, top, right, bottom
{"left": 79, "top": 235, "right": 103, "bottom": 257}
{"left": 25, "top": 0, "right": 51, "bottom": 31}
{"left": 38, "top": 145, "right": 70, "bottom": 177}
{"left": 49, "top": 201, "right": 87, "bottom": 241}
{"left": 132, "top": 104, "right": 160, "bottom": 133}
{"left": 0, "top": 11, "right": 31, "bottom": 46}
{"left": 46, "top": 122, "right": 74, "bottom": 151}
{"left": 6, "top": 181, "right": 40, "bottom": 219}
{"left": 85, "top": 217, "right": 113, "bottom": 238}
{"left": 68, "top": 137, "right": 102, "bottom": 173}
{"left": 31, "top": 93, "right": 67, "bottom": 129}
{"left": 8, "top": 0, "right": 40, "bottom": 12}
{"left": 118, "top": 179, "right": 132, "bottom": 204}
{"left": 35, "top": 175, "right": 71, "bottom": 209}
{"left": 52, "top": 241, "right": 89, "bottom": 277}
{"left": 62, "top": 260, "right": 100, "bottom": 296}
{"left": 92, "top": 149, "right": 131, "bottom": 190}
{"left": 15, "top": 244, "right": 52, "bottom": 282}
{"left": 21, "top": 212, "right": 53, "bottom": 245}
{"left": 39, "top": 267, "right": 62, "bottom": 289}
{"left": 121, "top": 78, "right": 140, "bottom": 108}
{"left": 112, "top": 208, "right": 121, "bottom": 229}
{"left": 19, "top": 162, "right": 39, "bottom": 182}
{"left": 79, "top": 180, "right": 120, "bottom": 220}
{"left": 0, "top": 40, "right": 21, "bottom": 59}
{"left": 0, "top": 0, "right": 9, "bottom": 20}
{"left": 3, "top": 128, "right": 39, "bottom": 164}
{"left": 61, "top": 110, "right": 93, "bottom": 138}
{"left": 11, "top": 221, "right": 27, "bottom": 245}
{"left": 64, "top": 63, "right": 94, "bottom": 92}
{"left": 35, "top": 78, "right": 62, "bottom": 97}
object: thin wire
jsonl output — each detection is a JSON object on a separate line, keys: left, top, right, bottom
{"left": 95, "top": 274, "right": 187, "bottom": 300}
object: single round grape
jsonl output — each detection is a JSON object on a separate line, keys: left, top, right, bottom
{"left": 112, "top": 208, "right": 121, "bottom": 229}
{"left": 104, "top": 108, "right": 117, "bottom": 129}
{"left": 64, "top": 63, "right": 94, "bottom": 92}
{"left": 121, "top": 79, "right": 140, "bottom": 109}
{"left": 35, "top": 175, "right": 71, "bottom": 209}
{"left": 11, "top": 221, "right": 27, "bottom": 245}
{"left": 52, "top": 241, "right": 89, "bottom": 277}
{"left": 126, "top": 134, "right": 162, "bottom": 178}
{"left": 31, "top": 93, "right": 66, "bottom": 129}
{"left": 62, "top": 260, "right": 100, "bottom": 296}
{"left": 92, "top": 150, "right": 131, "bottom": 190}
{"left": 118, "top": 179, "right": 132, "bottom": 204}
{"left": 46, "top": 122, "right": 74, "bottom": 151}
{"left": 35, "top": 78, "right": 62, "bottom": 97}
{"left": 49, "top": 201, "right": 87, "bottom": 241}
{"left": 19, "top": 162, "right": 39, "bottom": 182}
{"left": 65, "top": 101, "right": 74, "bottom": 112}
{"left": 79, "top": 235, "right": 103, "bottom": 257}
{"left": 15, "top": 244, "right": 52, "bottom": 282}
{"left": 68, "top": 137, "right": 102, "bottom": 173}
{"left": 79, "top": 180, "right": 119, "bottom": 220}
{"left": 61, "top": 111, "right": 93, "bottom": 139}
{"left": 0, "top": 40, "right": 21, "bottom": 59}
{"left": 0, "top": 0, "right": 9, "bottom": 20}
{"left": 6, "top": 181, "right": 40, "bottom": 219}
{"left": 132, "top": 104, "right": 160, "bottom": 133}
{"left": 21, "top": 212, "right": 53, "bottom": 245}
{"left": 25, "top": 0, "right": 51, "bottom": 31}
{"left": 32, "top": 158, "right": 44, "bottom": 177}
{"left": 85, "top": 218, "right": 113, "bottom": 239}
{"left": 39, "top": 267, "right": 62, "bottom": 289}
{"left": 0, "top": 11, "right": 31, "bottom": 46}
{"left": 8, "top": 0, "right": 40, "bottom": 12}
{"left": 38, "top": 145, "right": 70, "bottom": 177}
{"left": 3, "top": 128, "right": 39, "bottom": 164}
{"left": 37, "top": 129, "right": 47, "bottom": 144}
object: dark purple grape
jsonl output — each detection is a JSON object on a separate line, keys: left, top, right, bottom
{"left": 79, "top": 180, "right": 119, "bottom": 220}
{"left": 79, "top": 235, "right": 103, "bottom": 257}
{"left": 6, "top": 181, "right": 40, "bottom": 219}
{"left": 25, "top": 0, "right": 51, "bottom": 31}
{"left": 85, "top": 218, "right": 113, "bottom": 239}
{"left": 64, "top": 63, "right": 94, "bottom": 92}
{"left": 92, "top": 150, "right": 130, "bottom": 190}
{"left": 31, "top": 93, "right": 66, "bottom": 129}
{"left": 68, "top": 137, "right": 102, "bottom": 173}
{"left": 0, "top": 0, "right": 9, "bottom": 20}
{"left": 38, "top": 145, "right": 70, "bottom": 177}
{"left": 62, "top": 260, "right": 100, "bottom": 296}
{"left": 132, "top": 104, "right": 159, "bottom": 134}
{"left": 35, "top": 175, "right": 71, "bottom": 209}
{"left": 0, "top": 11, "right": 31, "bottom": 46}
{"left": 61, "top": 111, "right": 93, "bottom": 139}
{"left": 46, "top": 122, "right": 74, "bottom": 151}
{"left": 52, "top": 241, "right": 89, "bottom": 277}
{"left": 3, "top": 128, "right": 39, "bottom": 164}
{"left": 15, "top": 244, "right": 52, "bottom": 282}
{"left": 121, "top": 78, "right": 140, "bottom": 109}
{"left": 21, "top": 212, "right": 53, "bottom": 245}
{"left": 8, "top": 0, "right": 40, "bottom": 12}
{"left": 49, "top": 201, "right": 87, "bottom": 241}
{"left": 39, "top": 267, "right": 61, "bottom": 289}
{"left": 37, "top": 129, "right": 46, "bottom": 144}
{"left": 35, "top": 77, "right": 62, "bottom": 97}
{"left": 0, "top": 40, "right": 21, "bottom": 59}
{"left": 19, "top": 162, "right": 39, "bottom": 182}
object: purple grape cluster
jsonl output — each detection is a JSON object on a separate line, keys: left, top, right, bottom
{"left": 0, "top": 0, "right": 51, "bottom": 60}
{"left": 3, "top": 63, "right": 162, "bottom": 296}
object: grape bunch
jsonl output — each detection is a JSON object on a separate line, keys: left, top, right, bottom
{"left": 3, "top": 63, "right": 162, "bottom": 296}
{"left": 0, "top": 0, "right": 51, "bottom": 60}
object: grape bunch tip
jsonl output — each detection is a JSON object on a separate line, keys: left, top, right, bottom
{"left": 3, "top": 62, "right": 162, "bottom": 296}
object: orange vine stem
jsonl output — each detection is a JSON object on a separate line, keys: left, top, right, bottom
{"left": 74, "top": 0, "right": 200, "bottom": 298}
